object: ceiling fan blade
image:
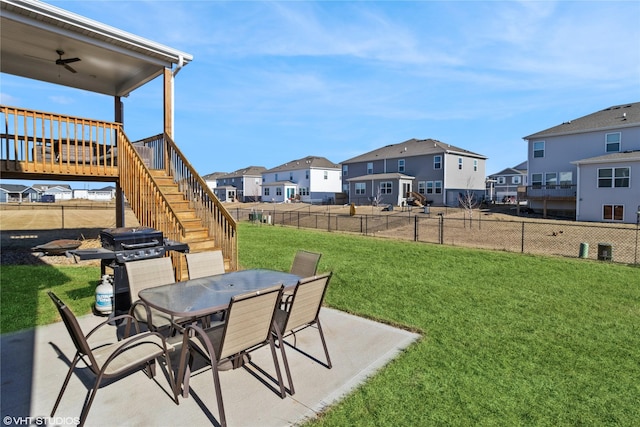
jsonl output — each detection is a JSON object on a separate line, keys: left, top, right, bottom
{"left": 63, "top": 63, "right": 77, "bottom": 73}
{"left": 62, "top": 57, "right": 81, "bottom": 64}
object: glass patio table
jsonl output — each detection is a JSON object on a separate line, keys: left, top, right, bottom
{"left": 137, "top": 268, "right": 300, "bottom": 318}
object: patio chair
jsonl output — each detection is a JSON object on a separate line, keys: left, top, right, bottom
{"left": 176, "top": 284, "right": 287, "bottom": 427}
{"left": 186, "top": 250, "right": 225, "bottom": 279}
{"left": 289, "top": 250, "right": 322, "bottom": 278}
{"left": 47, "top": 291, "right": 177, "bottom": 427}
{"left": 125, "top": 257, "right": 177, "bottom": 332}
{"left": 272, "top": 272, "right": 333, "bottom": 395}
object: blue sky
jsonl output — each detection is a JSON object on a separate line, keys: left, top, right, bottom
{"left": 2, "top": 0, "right": 639, "bottom": 189}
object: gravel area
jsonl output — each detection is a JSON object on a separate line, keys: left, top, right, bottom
{"left": 1, "top": 237, "right": 102, "bottom": 266}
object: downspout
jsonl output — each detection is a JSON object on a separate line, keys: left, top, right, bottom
{"left": 575, "top": 164, "right": 580, "bottom": 220}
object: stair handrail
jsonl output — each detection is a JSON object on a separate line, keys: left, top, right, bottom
{"left": 116, "top": 129, "right": 188, "bottom": 242}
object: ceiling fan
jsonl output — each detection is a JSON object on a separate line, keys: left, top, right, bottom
{"left": 55, "top": 49, "right": 81, "bottom": 73}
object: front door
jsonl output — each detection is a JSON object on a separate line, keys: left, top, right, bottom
{"left": 286, "top": 187, "right": 295, "bottom": 200}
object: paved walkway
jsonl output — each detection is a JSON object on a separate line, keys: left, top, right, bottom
{"left": 1, "top": 308, "right": 419, "bottom": 427}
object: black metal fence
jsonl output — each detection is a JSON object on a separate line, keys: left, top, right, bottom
{"left": 231, "top": 208, "right": 640, "bottom": 265}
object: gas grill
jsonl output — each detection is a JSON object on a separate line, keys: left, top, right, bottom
{"left": 70, "top": 227, "right": 189, "bottom": 315}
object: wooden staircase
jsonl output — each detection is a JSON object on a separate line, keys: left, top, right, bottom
{"left": 150, "top": 170, "right": 217, "bottom": 251}
{"left": 118, "top": 132, "right": 237, "bottom": 280}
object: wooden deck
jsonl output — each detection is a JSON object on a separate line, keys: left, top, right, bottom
{"left": 1, "top": 105, "right": 238, "bottom": 275}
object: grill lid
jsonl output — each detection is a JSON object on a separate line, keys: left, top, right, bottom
{"left": 100, "top": 227, "right": 163, "bottom": 251}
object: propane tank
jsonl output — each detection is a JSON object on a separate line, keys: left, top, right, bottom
{"left": 95, "top": 274, "right": 113, "bottom": 315}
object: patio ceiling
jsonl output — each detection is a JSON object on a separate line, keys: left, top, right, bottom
{"left": 0, "top": 0, "right": 193, "bottom": 97}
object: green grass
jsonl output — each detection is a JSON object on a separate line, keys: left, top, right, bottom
{"left": 1, "top": 223, "right": 639, "bottom": 425}
{"left": 1, "top": 265, "right": 96, "bottom": 332}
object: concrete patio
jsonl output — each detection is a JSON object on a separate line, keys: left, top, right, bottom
{"left": 1, "top": 308, "right": 419, "bottom": 426}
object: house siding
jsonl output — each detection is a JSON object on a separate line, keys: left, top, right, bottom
{"left": 575, "top": 158, "right": 640, "bottom": 223}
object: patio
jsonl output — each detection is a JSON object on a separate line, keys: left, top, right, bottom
{"left": 1, "top": 307, "right": 419, "bottom": 426}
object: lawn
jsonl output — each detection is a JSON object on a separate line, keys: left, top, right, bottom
{"left": 1, "top": 222, "right": 638, "bottom": 425}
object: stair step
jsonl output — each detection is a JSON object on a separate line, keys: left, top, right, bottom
{"left": 184, "top": 229, "right": 210, "bottom": 241}
{"left": 184, "top": 239, "right": 219, "bottom": 252}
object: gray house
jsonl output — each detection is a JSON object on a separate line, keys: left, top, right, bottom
{"left": 262, "top": 156, "right": 342, "bottom": 204}
{"left": 486, "top": 161, "right": 528, "bottom": 203}
{"left": 341, "top": 138, "right": 487, "bottom": 207}
{"left": 215, "top": 166, "right": 266, "bottom": 202}
{"left": 0, "top": 184, "right": 39, "bottom": 203}
{"left": 523, "top": 102, "right": 640, "bottom": 222}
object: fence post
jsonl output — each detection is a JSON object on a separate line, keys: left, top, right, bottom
{"left": 414, "top": 215, "right": 418, "bottom": 241}
{"left": 297, "top": 211, "right": 300, "bottom": 229}
{"left": 61, "top": 205, "right": 65, "bottom": 229}
{"left": 438, "top": 213, "right": 444, "bottom": 244}
{"left": 521, "top": 222, "right": 525, "bottom": 253}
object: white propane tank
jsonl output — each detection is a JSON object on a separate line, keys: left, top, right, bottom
{"left": 95, "top": 274, "right": 113, "bottom": 315}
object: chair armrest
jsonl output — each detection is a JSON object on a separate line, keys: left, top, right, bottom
{"left": 86, "top": 313, "right": 141, "bottom": 340}
{"left": 129, "top": 299, "right": 154, "bottom": 331}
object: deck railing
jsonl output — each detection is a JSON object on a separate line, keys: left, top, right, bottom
{"left": 525, "top": 185, "right": 577, "bottom": 199}
{"left": 130, "top": 133, "right": 238, "bottom": 270}
{"left": 1, "top": 105, "right": 118, "bottom": 179}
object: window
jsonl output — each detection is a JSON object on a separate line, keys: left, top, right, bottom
{"left": 434, "top": 181, "right": 442, "bottom": 194}
{"left": 473, "top": 159, "right": 478, "bottom": 172}
{"left": 398, "top": 159, "right": 405, "bottom": 173}
{"left": 343, "top": 184, "right": 349, "bottom": 194}
{"left": 355, "top": 182, "right": 366, "bottom": 195}
{"left": 289, "top": 172, "right": 293, "bottom": 181}
{"left": 533, "top": 141, "right": 545, "bottom": 158}
{"left": 434, "top": 156, "right": 442, "bottom": 170}
{"left": 532, "top": 173, "right": 543, "bottom": 189}
{"left": 276, "top": 187, "right": 282, "bottom": 196}
{"left": 512, "top": 176, "right": 521, "bottom": 184}
{"left": 275, "top": 173, "right": 278, "bottom": 181}
{"left": 559, "top": 171, "right": 572, "bottom": 188}
{"left": 367, "top": 162, "right": 373, "bottom": 174}
{"left": 605, "top": 133, "right": 621, "bottom": 153}
{"left": 264, "top": 188, "right": 270, "bottom": 196}
{"left": 426, "top": 181, "right": 434, "bottom": 194}
{"left": 599, "top": 167, "right": 630, "bottom": 188}
{"left": 380, "top": 182, "right": 392, "bottom": 194}
{"left": 458, "top": 157, "right": 463, "bottom": 170}
{"left": 603, "top": 205, "right": 624, "bottom": 221}
{"left": 598, "top": 168, "right": 613, "bottom": 187}
{"left": 299, "top": 187, "right": 309, "bottom": 196}
{"left": 324, "top": 171, "right": 328, "bottom": 180}
{"left": 306, "top": 170, "right": 309, "bottom": 179}
{"left": 545, "top": 172, "right": 557, "bottom": 188}
{"left": 342, "top": 165, "right": 348, "bottom": 177}
{"left": 497, "top": 177, "right": 506, "bottom": 185}
{"left": 615, "top": 168, "right": 630, "bottom": 187}
{"left": 418, "top": 181, "right": 426, "bottom": 194}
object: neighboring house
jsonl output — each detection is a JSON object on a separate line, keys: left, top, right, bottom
{"left": 33, "top": 184, "right": 73, "bottom": 201}
{"left": 486, "top": 161, "right": 528, "bottom": 203}
{"left": 202, "top": 171, "right": 226, "bottom": 193}
{"left": 76, "top": 186, "right": 116, "bottom": 201}
{"left": 523, "top": 102, "right": 640, "bottom": 222}
{"left": 262, "top": 156, "right": 341, "bottom": 204}
{"left": 215, "top": 166, "right": 266, "bottom": 202}
{"left": 572, "top": 151, "right": 640, "bottom": 223}
{"left": 0, "top": 184, "right": 39, "bottom": 202}
{"left": 341, "top": 138, "right": 487, "bottom": 207}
